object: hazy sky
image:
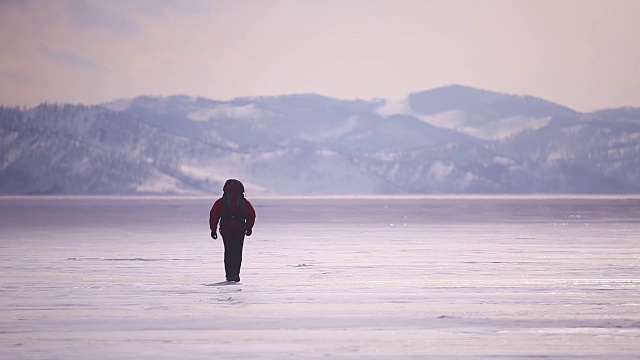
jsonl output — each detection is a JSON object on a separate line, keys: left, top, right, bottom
{"left": 1, "top": 0, "right": 638, "bottom": 111}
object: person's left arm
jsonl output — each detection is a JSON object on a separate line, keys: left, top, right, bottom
{"left": 245, "top": 199, "right": 256, "bottom": 235}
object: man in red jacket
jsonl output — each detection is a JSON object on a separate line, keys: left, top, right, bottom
{"left": 209, "top": 179, "right": 256, "bottom": 282}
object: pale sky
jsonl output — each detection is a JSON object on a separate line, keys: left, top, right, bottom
{"left": 1, "top": 0, "right": 638, "bottom": 112}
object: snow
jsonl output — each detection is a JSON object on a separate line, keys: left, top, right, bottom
{"left": 493, "top": 155, "right": 516, "bottom": 166}
{"left": 187, "top": 104, "right": 266, "bottom": 122}
{"left": 70, "top": 156, "right": 91, "bottom": 174}
{"left": 416, "top": 109, "right": 469, "bottom": 130}
{"left": 1, "top": 145, "right": 19, "bottom": 170}
{"left": 299, "top": 115, "right": 360, "bottom": 142}
{"left": 376, "top": 100, "right": 552, "bottom": 141}
{"left": 548, "top": 149, "right": 571, "bottom": 162}
{"left": 1, "top": 196, "right": 640, "bottom": 359}
{"left": 427, "top": 160, "right": 454, "bottom": 182}
{"left": 418, "top": 112, "right": 552, "bottom": 141}
{"left": 103, "top": 98, "right": 134, "bottom": 112}
{"left": 465, "top": 115, "right": 552, "bottom": 140}
{"left": 376, "top": 98, "right": 411, "bottom": 116}
{"left": 179, "top": 163, "right": 219, "bottom": 182}
{"left": 132, "top": 169, "right": 202, "bottom": 195}
{"left": 0, "top": 130, "right": 19, "bottom": 147}
{"left": 608, "top": 132, "right": 640, "bottom": 147}
{"left": 204, "top": 130, "right": 239, "bottom": 149}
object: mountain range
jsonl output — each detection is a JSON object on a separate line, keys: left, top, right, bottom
{"left": 2, "top": 85, "right": 639, "bottom": 195}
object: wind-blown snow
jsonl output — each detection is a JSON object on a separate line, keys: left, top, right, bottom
{"left": 376, "top": 97, "right": 411, "bottom": 116}
{"left": 299, "top": 115, "right": 360, "bottom": 142}
{"left": 103, "top": 98, "right": 134, "bottom": 112}
{"left": 416, "top": 109, "right": 469, "bottom": 130}
{"left": 418, "top": 112, "right": 552, "bottom": 140}
{"left": 132, "top": 169, "right": 190, "bottom": 194}
{"left": 187, "top": 104, "right": 266, "bottom": 122}
{"left": 468, "top": 115, "right": 552, "bottom": 140}
{"left": 428, "top": 160, "right": 454, "bottom": 182}
{"left": 1, "top": 196, "right": 639, "bottom": 359}
{"left": 377, "top": 99, "right": 552, "bottom": 141}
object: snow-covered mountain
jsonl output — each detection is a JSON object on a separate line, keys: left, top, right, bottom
{"left": 2, "top": 85, "right": 640, "bottom": 195}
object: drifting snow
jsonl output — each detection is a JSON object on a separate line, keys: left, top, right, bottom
{"left": 376, "top": 97, "right": 411, "bottom": 116}
{"left": 376, "top": 99, "right": 552, "bottom": 141}
{"left": 428, "top": 160, "right": 454, "bottom": 182}
{"left": 132, "top": 170, "right": 190, "bottom": 194}
{"left": 187, "top": 104, "right": 267, "bottom": 122}
{"left": 418, "top": 112, "right": 552, "bottom": 140}
{"left": 299, "top": 115, "right": 360, "bottom": 142}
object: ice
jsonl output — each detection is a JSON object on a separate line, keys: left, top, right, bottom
{"left": 1, "top": 196, "right": 640, "bottom": 359}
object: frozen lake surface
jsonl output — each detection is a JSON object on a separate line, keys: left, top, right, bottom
{"left": 1, "top": 195, "right": 639, "bottom": 359}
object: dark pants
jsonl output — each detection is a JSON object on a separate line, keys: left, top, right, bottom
{"left": 222, "top": 232, "right": 245, "bottom": 281}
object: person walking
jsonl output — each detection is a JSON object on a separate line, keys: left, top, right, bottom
{"left": 209, "top": 179, "right": 256, "bottom": 282}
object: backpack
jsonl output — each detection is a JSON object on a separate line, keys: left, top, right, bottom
{"left": 220, "top": 179, "right": 247, "bottom": 232}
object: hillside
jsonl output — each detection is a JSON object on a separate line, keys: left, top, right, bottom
{"left": 2, "top": 85, "right": 639, "bottom": 195}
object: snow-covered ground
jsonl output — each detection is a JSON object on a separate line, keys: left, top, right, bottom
{"left": 1, "top": 196, "right": 639, "bottom": 359}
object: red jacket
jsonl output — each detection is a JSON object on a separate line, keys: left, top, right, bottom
{"left": 209, "top": 197, "right": 256, "bottom": 235}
